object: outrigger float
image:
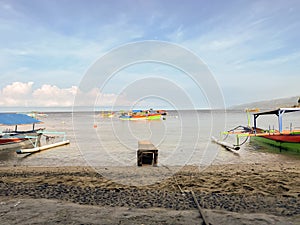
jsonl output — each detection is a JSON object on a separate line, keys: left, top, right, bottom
{"left": 0, "top": 113, "right": 69, "bottom": 154}
{"left": 16, "top": 130, "right": 70, "bottom": 154}
{"left": 211, "top": 136, "right": 241, "bottom": 152}
{"left": 213, "top": 108, "right": 300, "bottom": 153}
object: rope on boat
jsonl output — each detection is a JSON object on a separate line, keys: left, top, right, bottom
{"left": 42, "top": 134, "right": 58, "bottom": 144}
{"left": 222, "top": 125, "right": 247, "bottom": 140}
{"left": 236, "top": 135, "right": 249, "bottom": 147}
{"left": 223, "top": 125, "right": 252, "bottom": 147}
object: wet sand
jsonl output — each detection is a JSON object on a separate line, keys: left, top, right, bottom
{"left": 0, "top": 161, "right": 300, "bottom": 224}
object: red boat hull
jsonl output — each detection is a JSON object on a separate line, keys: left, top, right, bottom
{"left": 262, "top": 134, "right": 300, "bottom": 143}
{"left": 0, "top": 132, "right": 41, "bottom": 151}
{"left": 0, "top": 138, "right": 26, "bottom": 145}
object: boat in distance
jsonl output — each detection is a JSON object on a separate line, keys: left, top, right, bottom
{"left": 119, "top": 114, "right": 162, "bottom": 120}
{"left": 119, "top": 109, "right": 165, "bottom": 121}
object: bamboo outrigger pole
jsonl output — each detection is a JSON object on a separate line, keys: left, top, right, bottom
{"left": 211, "top": 136, "right": 240, "bottom": 151}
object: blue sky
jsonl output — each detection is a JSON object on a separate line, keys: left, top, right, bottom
{"left": 0, "top": 0, "right": 300, "bottom": 109}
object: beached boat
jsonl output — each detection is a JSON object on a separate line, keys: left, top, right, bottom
{"left": 214, "top": 108, "right": 300, "bottom": 153}
{"left": 0, "top": 113, "right": 70, "bottom": 153}
{"left": 0, "top": 113, "right": 43, "bottom": 151}
{"left": 16, "top": 130, "right": 70, "bottom": 154}
{"left": 250, "top": 108, "right": 300, "bottom": 152}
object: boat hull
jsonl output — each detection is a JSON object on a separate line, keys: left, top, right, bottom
{"left": 250, "top": 134, "right": 300, "bottom": 153}
{"left": 0, "top": 133, "right": 41, "bottom": 151}
{"left": 119, "top": 114, "right": 161, "bottom": 121}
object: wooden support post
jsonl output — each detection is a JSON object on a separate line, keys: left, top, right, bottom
{"left": 191, "top": 190, "right": 210, "bottom": 225}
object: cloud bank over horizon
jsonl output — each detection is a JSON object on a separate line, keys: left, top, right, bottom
{"left": 0, "top": 81, "right": 132, "bottom": 108}
{"left": 0, "top": 0, "right": 299, "bottom": 108}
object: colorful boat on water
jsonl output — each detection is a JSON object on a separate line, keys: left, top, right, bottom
{"left": 19, "top": 111, "right": 48, "bottom": 119}
{"left": 213, "top": 108, "right": 300, "bottom": 153}
{"left": 119, "top": 109, "right": 163, "bottom": 121}
{"left": 98, "top": 111, "right": 115, "bottom": 118}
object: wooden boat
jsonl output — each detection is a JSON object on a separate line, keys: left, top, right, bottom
{"left": 156, "top": 110, "right": 168, "bottom": 115}
{"left": 0, "top": 113, "right": 43, "bottom": 151}
{"left": 0, "top": 113, "right": 70, "bottom": 154}
{"left": 0, "top": 133, "right": 42, "bottom": 151}
{"left": 245, "top": 108, "right": 259, "bottom": 112}
{"left": 16, "top": 135, "right": 70, "bottom": 154}
{"left": 26, "top": 111, "right": 48, "bottom": 119}
{"left": 249, "top": 108, "right": 300, "bottom": 153}
{"left": 98, "top": 111, "right": 115, "bottom": 118}
{"left": 119, "top": 109, "right": 163, "bottom": 121}
{"left": 119, "top": 113, "right": 162, "bottom": 121}
{"left": 215, "top": 108, "right": 300, "bottom": 153}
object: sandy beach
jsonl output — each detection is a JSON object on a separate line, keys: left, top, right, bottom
{"left": 0, "top": 161, "right": 300, "bottom": 224}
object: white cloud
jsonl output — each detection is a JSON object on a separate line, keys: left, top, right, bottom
{"left": 32, "top": 84, "right": 76, "bottom": 107}
{"left": 2, "top": 81, "right": 33, "bottom": 97}
{"left": 0, "top": 82, "right": 132, "bottom": 107}
{"left": 0, "top": 1, "right": 299, "bottom": 108}
{"left": 0, "top": 82, "right": 33, "bottom": 106}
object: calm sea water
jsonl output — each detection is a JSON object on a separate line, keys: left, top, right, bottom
{"left": 0, "top": 110, "right": 299, "bottom": 167}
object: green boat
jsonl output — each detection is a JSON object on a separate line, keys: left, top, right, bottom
{"left": 249, "top": 108, "right": 300, "bottom": 153}
{"left": 215, "top": 108, "right": 300, "bottom": 153}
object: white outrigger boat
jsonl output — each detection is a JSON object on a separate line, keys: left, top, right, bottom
{"left": 0, "top": 113, "right": 69, "bottom": 154}
{"left": 16, "top": 130, "right": 70, "bottom": 154}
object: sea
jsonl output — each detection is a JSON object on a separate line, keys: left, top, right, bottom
{"left": 1, "top": 110, "right": 300, "bottom": 168}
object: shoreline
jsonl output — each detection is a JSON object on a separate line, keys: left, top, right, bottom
{"left": 1, "top": 162, "right": 300, "bottom": 224}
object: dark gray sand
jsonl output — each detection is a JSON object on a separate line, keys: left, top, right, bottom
{"left": 1, "top": 198, "right": 299, "bottom": 225}
{"left": 0, "top": 162, "right": 299, "bottom": 224}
